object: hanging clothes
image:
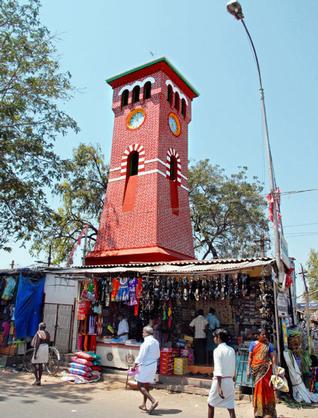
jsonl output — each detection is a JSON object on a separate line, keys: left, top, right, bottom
{"left": 1, "top": 276, "right": 16, "bottom": 301}
{"left": 111, "top": 278, "right": 120, "bottom": 302}
{"left": 88, "top": 315, "right": 96, "bottom": 335}
{"left": 134, "top": 277, "right": 143, "bottom": 316}
{"left": 78, "top": 300, "right": 90, "bottom": 321}
{"left": 14, "top": 273, "right": 45, "bottom": 339}
{"left": 116, "top": 277, "right": 129, "bottom": 301}
{"left": 128, "top": 277, "right": 138, "bottom": 306}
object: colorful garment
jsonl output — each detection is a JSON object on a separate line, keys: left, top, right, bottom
{"left": 128, "top": 278, "right": 138, "bottom": 306}
{"left": 77, "top": 300, "right": 90, "bottom": 321}
{"left": 116, "top": 277, "right": 129, "bottom": 301}
{"left": 111, "top": 278, "right": 120, "bottom": 302}
{"left": 249, "top": 341, "right": 277, "bottom": 418}
{"left": 1, "top": 276, "right": 16, "bottom": 301}
{"left": 133, "top": 277, "right": 143, "bottom": 316}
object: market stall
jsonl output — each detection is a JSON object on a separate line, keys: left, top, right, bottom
{"left": 0, "top": 270, "right": 46, "bottom": 364}
{"left": 64, "top": 257, "right": 284, "bottom": 373}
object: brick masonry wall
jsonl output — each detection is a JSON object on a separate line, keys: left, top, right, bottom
{"left": 90, "top": 67, "right": 195, "bottom": 260}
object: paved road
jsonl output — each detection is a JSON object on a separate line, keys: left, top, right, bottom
{"left": 0, "top": 370, "right": 317, "bottom": 418}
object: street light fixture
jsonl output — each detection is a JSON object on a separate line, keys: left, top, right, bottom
{"left": 226, "top": 0, "right": 285, "bottom": 362}
{"left": 226, "top": 1, "right": 244, "bottom": 20}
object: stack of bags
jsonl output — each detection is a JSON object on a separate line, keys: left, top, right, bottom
{"left": 173, "top": 357, "right": 188, "bottom": 376}
{"left": 160, "top": 348, "right": 180, "bottom": 376}
{"left": 180, "top": 348, "right": 194, "bottom": 365}
{"left": 67, "top": 351, "right": 101, "bottom": 383}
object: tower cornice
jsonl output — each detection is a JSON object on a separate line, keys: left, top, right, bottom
{"left": 106, "top": 57, "right": 199, "bottom": 100}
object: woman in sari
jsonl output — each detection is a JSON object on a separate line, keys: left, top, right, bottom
{"left": 247, "top": 329, "right": 277, "bottom": 417}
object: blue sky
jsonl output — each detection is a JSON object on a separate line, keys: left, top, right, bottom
{"left": 1, "top": 1, "right": 317, "bottom": 294}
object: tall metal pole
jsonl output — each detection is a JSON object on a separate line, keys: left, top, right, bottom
{"left": 227, "top": 2, "right": 283, "bottom": 363}
{"left": 240, "top": 19, "right": 283, "bottom": 278}
{"left": 300, "top": 264, "right": 312, "bottom": 354}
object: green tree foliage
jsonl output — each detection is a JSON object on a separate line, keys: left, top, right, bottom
{"left": 307, "top": 249, "right": 318, "bottom": 300}
{"left": 188, "top": 159, "right": 269, "bottom": 259}
{"left": 32, "top": 150, "right": 268, "bottom": 264}
{"left": 0, "top": 0, "right": 78, "bottom": 250}
{"left": 31, "top": 144, "right": 108, "bottom": 264}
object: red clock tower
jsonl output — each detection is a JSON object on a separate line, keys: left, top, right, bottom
{"left": 85, "top": 58, "right": 199, "bottom": 265}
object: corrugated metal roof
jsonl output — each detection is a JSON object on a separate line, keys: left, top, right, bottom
{"left": 70, "top": 256, "right": 273, "bottom": 269}
{"left": 47, "top": 257, "right": 274, "bottom": 276}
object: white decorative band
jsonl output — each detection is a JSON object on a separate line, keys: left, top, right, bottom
{"left": 165, "top": 80, "right": 188, "bottom": 105}
{"left": 111, "top": 159, "right": 188, "bottom": 180}
{"left": 118, "top": 77, "right": 155, "bottom": 96}
{"left": 108, "top": 176, "right": 126, "bottom": 183}
{"left": 109, "top": 167, "right": 121, "bottom": 172}
{"left": 108, "top": 172, "right": 190, "bottom": 191}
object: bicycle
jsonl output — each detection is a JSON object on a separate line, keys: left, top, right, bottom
{"left": 24, "top": 345, "right": 61, "bottom": 376}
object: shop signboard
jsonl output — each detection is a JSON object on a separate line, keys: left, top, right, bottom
{"left": 277, "top": 292, "right": 288, "bottom": 318}
{"left": 280, "top": 234, "right": 291, "bottom": 269}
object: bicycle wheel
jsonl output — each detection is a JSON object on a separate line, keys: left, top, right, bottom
{"left": 24, "top": 348, "right": 34, "bottom": 373}
{"left": 46, "top": 347, "right": 60, "bottom": 375}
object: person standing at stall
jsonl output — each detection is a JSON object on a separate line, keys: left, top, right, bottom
{"left": 115, "top": 313, "right": 129, "bottom": 342}
{"left": 190, "top": 309, "right": 208, "bottom": 364}
{"left": 247, "top": 328, "right": 277, "bottom": 418}
{"left": 207, "top": 328, "right": 236, "bottom": 418}
{"left": 133, "top": 326, "right": 160, "bottom": 414}
{"left": 31, "top": 322, "right": 50, "bottom": 386}
{"left": 206, "top": 308, "right": 220, "bottom": 364}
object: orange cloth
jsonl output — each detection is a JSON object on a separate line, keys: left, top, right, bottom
{"left": 111, "top": 278, "right": 120, "bottom": 301}
{"left": 251, "top": 342, "right": 277, "bottom": 417}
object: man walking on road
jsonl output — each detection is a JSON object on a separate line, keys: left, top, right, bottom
{"left": 208, "top": 328, "right": 236, "bottom": 418}
{"left": 133, "top": 325, "right": 160, "bottom": 414}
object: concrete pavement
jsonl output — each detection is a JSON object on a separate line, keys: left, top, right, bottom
{"left": 0, "top": 369, "right": 317, "bottom": 418}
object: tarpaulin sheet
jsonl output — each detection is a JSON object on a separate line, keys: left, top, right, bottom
{"left": 14, "top": 273, "right": 45, "bottom": 338}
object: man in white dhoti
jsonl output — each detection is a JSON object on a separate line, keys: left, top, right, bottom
{"left": 208, "top": 329, "right": 236, "bottom": 418}
{"left": 133, "top": 326, "right": 160, "bottom": 414}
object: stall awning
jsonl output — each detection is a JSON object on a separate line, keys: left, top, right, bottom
{"left": 46, "top": 257, "right": 275, "bottom": 277}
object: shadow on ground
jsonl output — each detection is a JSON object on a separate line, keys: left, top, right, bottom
{"left": 0, "top": 370, "right": 123, "bottom": 405}
{"left": 150, "top": 408, "right": 182, "bottom": 416}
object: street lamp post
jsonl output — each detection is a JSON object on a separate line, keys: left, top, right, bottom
{"left": 226, "top": 1, "right": 284, "bottom": 363}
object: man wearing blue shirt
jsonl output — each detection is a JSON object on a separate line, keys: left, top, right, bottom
{"left": 207, "top": 308, "right": 220, "bottom": 364}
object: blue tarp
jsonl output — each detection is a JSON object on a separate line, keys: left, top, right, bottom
{"left": 14, "top": 273, "right": 45, "bottom": 338}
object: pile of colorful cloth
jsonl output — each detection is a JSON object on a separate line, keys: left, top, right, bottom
{"left": 61, "top": 351, "right": 102, "bottom": 384}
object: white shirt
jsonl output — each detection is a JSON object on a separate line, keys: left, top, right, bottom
{"left": 190, "top": 315, "right": 208, "bottom": 339}
{"left": 213, "top": 342, "right": 236, "bottom": 377}
{"left": 135, "top": 335, "right": 160, "bottom": 366}
{"left": 118, "top": 319, "right": 129, "bottom": 339}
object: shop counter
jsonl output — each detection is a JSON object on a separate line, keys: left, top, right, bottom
{"left": 96, "top": 340, "right": 141, "bottom": 369}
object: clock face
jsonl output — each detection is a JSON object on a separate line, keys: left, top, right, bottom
{"left": 168, "top": 113, "right": 181, "bottom": 136}
{"left": 127, "top": 108, "right": 145, "bottom": 130}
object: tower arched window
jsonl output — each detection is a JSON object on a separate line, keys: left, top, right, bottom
{"left": 169, "top": 155, "right": 179, "bottom": 215}
{"left": 174, "top": 92, "right": 180, "bottom": 111}
{"left": 181, "top": 99, "right": 187, "bottom": 118}
{"left": 121, "top": 90, "right": 129, "bottom": 107}
{"left": 127, "top": 151, "right": 139, "bottom": 176}
{"left": 143, "top": 81, "right": 151, "bottom": 100}
{"left": 170, "top": 156, "right": 178, "bottom": 181}
{"left": 132, "top": 86, "right": 140, "bottom": 103}
{"left": 123, "top": 150, "right": 139, "bottom": 212}
{"left": 167, "top": 85, "right": 173, "bottom": 106}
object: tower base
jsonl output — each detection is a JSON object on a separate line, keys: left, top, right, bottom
{"left": 85, "top": 246, "right": 195, "bottom": 265}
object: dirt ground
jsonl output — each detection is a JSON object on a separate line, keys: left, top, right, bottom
{"left": 0, "top": 368, "right": 317, "bottom": 418}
